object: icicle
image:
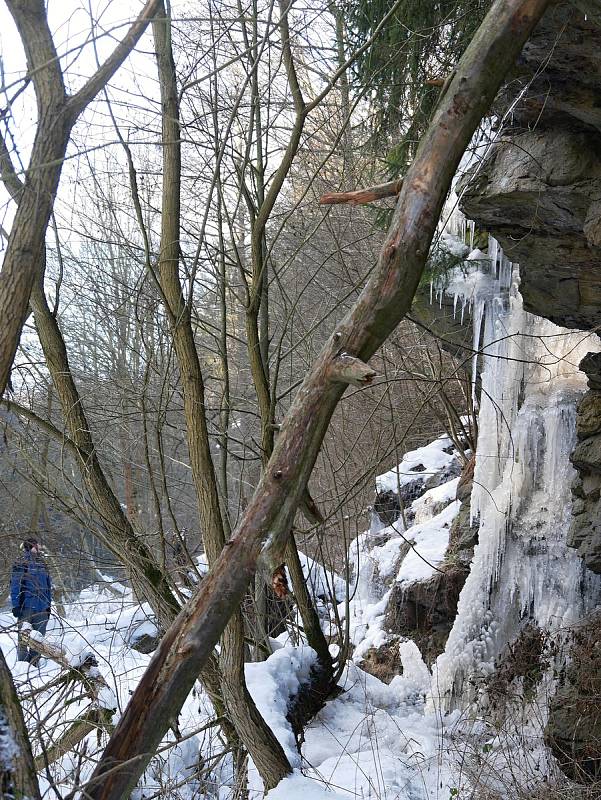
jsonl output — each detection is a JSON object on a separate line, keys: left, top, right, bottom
{"left": 429, "top": 273, "right": 601, "bottom": 714}
{"left": 471, "top": 297, "right": 485, "bottom": 398}
{"left": 500, "top": 254, "right": 513, "bottom": 290}
{"left": 468, "top": 219, "right": 475, "bottom": 249}
{"left": 427, "top": 186, "right": 601, "bottom": 725}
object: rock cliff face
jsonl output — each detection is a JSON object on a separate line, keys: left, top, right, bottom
{"left": 459, "top": 2, "right": 601, "bottom": 331}
{"left": 458, "top": 0, "right": 601, "bottom": 574}
{"left": 569, "top": 353, "right": 601, "bottom": 571}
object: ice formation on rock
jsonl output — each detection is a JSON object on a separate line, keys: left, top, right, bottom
{"left": 430, "top": 239, "right": 601, "bottom": 712}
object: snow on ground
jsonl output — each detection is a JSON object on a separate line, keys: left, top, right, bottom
{"left": 396, "top": 500, "right": 460, "bottom": 585}
{"left": 246, "top": 647, "right": 317, "bottom": 770}
{"left": 376, "top": 435, "right": 456, "bottom": 493}
{"left": 343, "top": 439, "right": 462, "bottom": 666}
{"left": 0, "top": 422, "right": 521, "bottom": 800}
{"left": 411, "top": 478, "right": 460, "bottom": 525}
{"left": 272, "top": 659, "right": 459, "bottom": 800}
{"left": 0, "top": 583, "right": 236, "bottom": 797}
{"left": 0, "top": 589, "right": 463, "bottom": 800}
{"left": 0, "top": 434, "right": 466, "bottom": 800}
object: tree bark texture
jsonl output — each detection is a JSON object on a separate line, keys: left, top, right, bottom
{"left": 77, "top": 1, "right": 555, "bottom": 797}
{"left": 0, "top": 648, "right": 41, "bottom": 800}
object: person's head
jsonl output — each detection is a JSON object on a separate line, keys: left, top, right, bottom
{"left": 21, "top": 536, "right": 40, "bottom": 554}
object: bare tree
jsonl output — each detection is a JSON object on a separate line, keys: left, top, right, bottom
{"left": 151, "top": 4, "right": 291, "bottom": 786}
{"left": 0, "top": 0, "right": 161, "bottom": 397}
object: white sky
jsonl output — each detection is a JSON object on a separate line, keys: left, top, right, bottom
{"left": 0, "top": 1, "right": 170, "bottom": 240}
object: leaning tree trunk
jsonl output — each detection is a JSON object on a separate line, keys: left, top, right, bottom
{"left": 0, "top": 0, "right": 181, "bottom": 630}
{"left": 27, "top": 280, "right": 240, "bottom": 748}
{"left": 82, "top": 1, "right": 553, "bottom": 797}
{"left": 0, "top": 1, "right": 243, "bottom": 784}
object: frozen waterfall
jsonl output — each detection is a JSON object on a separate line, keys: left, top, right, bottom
{"left": 430, "top": 239, "right": 601, "bottom": 711}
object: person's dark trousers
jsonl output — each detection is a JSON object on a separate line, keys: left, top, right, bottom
{"left": 17, "top": 609, "right": 49, "bottom": 663}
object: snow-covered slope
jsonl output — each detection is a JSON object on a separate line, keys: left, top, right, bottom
{"left": 343, "top": 433, "right": 464, "bottom": 665}
{"left": 0, "top": 580, "right": 463, "bottom": 800}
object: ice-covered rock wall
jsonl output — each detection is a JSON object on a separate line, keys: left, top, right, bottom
{"left": 431, "top": 242, "right": 601, "bottom": 711}
{"left": 428, "top": 1, "right": 601, "bottom": 716}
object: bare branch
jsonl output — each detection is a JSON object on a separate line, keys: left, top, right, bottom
{"left": 319, "top": 179, "right": 403, "bottom": 206}
{"left": 67, "top": 0, "right": 162, "bottom": 118}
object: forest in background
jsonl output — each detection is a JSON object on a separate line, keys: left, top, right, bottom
{"left": 0, "top": 0, "right": 480, "bottom": 595}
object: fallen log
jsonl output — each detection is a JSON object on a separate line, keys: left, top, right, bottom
{"left": 19, "top": 627, "right": 116, "bottom": 770}
{"left": 34, "top": 708, "right": 113, "bottom": 771}
{"left": 20, "top": 626, "right": 114, "bottom": 707}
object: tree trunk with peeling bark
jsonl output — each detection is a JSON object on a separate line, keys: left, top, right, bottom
{"left": 82, "top": 1, "right": 552, "bottom": 798}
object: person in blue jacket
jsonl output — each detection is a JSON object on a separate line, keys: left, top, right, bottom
{"left": 10, "top": 537, "right": 52, "bottom": 664}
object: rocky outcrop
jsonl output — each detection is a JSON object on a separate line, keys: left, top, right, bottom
{"left": 545, "top": 612, "right": 601, "bottom": 781}
{"left": 381, "top": 461, "right": 478, "bottom": 666}
{"left": 373, "top": 458, "right": 462, "bottom": 529}
{"left": 569, "top": 354, "right": 601, "bottom": 573}
{"left": 373, "top": 490, "right": 402, "bottom": 527}
{"left": 458, "top": 2, "right": 601, "bottom": 573}
{"left": 383, "top": 561, "right": 470, "bottom": 667}
{"left": 458, "top": 2, "right": 601, "bottom": 330}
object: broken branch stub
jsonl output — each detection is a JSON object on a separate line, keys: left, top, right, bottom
{"left": 329, "top": 352, "right": 377, "bottom": 386}
{"left": 319, "top": 178, "right": 403, "bottom": 206}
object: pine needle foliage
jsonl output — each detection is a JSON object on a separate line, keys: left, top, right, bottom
{"left": 345, "top": 0, "right": 491, "bottom": 172}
